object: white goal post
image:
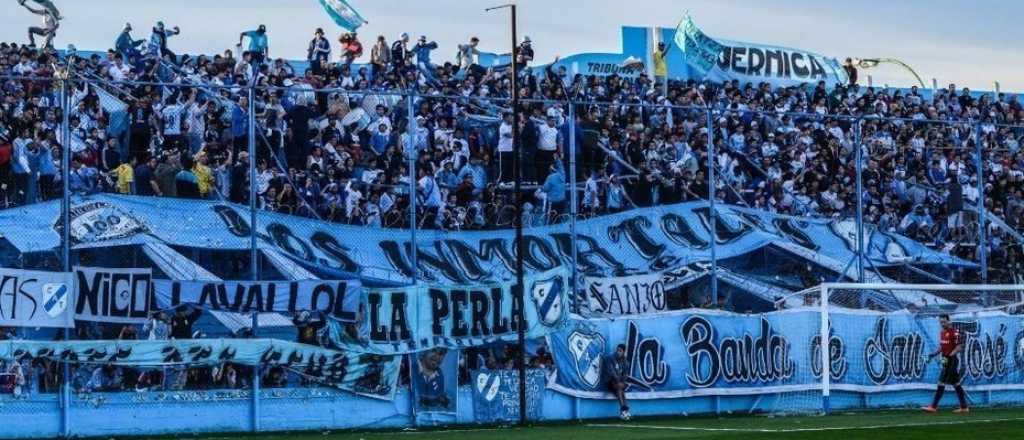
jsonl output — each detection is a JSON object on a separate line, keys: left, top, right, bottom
{"left": 817, "top": 282, "right": 1024, "bottom": 414}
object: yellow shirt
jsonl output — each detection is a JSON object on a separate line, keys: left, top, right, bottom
{"left": 115, "top": 163, "right": 134, "bottom": 194}
{"left": 653, "top": 50, "right": 668, "bottom": 77}
{"left": 193, "top": 163, "right": 213, "bottom": 197}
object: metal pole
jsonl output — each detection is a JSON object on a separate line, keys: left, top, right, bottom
{"left": 247, "top": 86, "right": 261, "bottom": 432}
{"left": 509, "top": 4, "right": 527, "bottom": 426}
{"left": 854, "top": 119, "right": 865, "bottom": 282}
{"left": 568, "top": 103, "right": 578, "bottom": 314}
{"left": 706, "top": 108, "right": 718, "bottom": 305}
{"left": 60, "top": 67, "right": 73, "bottom": 440}
{"left": 820, "top": 285, "right": 831, "bottom": 414}
{"left": 975, "top": 123, "right": 987, "bottom": 283}
{"left": 485, "top": 2, "right": 524, "bottom": 425}
{"left": 407, "top": 91, "right": 418, "bottom": 281}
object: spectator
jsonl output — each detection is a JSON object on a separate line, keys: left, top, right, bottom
{"left": 238, "top": 24, "right": 269, "bottom": 65}
{"left": 68, "top": 157, "right": 98, "bottom": 195}
{"left": 540, "top": 161, "right": 567, "bottom": 216}
{"left": 604, "top": 344, "right": 631, "bottom": 420}
{"left": 147, "top": 21, "right": 181, "bottom": 64}
{"left": 114, "top": 23, "right": 145, "bottom": 62}
{"left": 370, "top": 35, "right": 390, "bottom": 78}
{"left": 134, "top": 154, "right": 160, "bottom": 196}
{"left": 515, "top": 36, "right": 534, "bottom": 70}
{"left": 19, "top": 0, "right": 60, "bottom": 49}
{"left": 87, "top": 364, "right": 123, "bottom": 392}
{"left": 338, "top": 32, "right": 363, "bottom": 68}
{"left": 294, "top": 311, "right": 325, "bottom": 346}
{"left": 143, "top": 311, "right": 169, "bottom": 340}
{"left": 308, "top": 28, "right": 331, "bottom": 75}
{"left": 390, "top": 33, "right": 410, "bottom": 72}
{"left": 111, "top": 154, "right": 136, "bottom": 194}
{"left": 412, "top": 35, "right": 438, "bottom": 73}
{"left": 457, "top": 37, "right": 482, "bottom": 77}
{"left": 536, "top": 116, "right": 562, "bottom": 178}
{"left": 844, "top": 58, "right": 858, "bottom": 85}
{"left": 169, "top": 305, "right": 202, "bottom": 339}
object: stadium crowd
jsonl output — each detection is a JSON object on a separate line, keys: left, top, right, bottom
{"left": 0, "top": 23, "right": 1022, "bottom": 284}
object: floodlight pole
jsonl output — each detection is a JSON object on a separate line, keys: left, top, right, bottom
{"left": 60, "top": 59, "right": 73, "bottom": 439}
{"left": 486, "top": 2, "right": 526, "bottom": 426}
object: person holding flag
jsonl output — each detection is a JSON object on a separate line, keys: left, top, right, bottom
{"left": 19, "top": 0, "right": 62, "bottom": 49}
{"left": 652, "top": 41, "right": 672, "bottom": 92}
{"left": 674, "top": 14, "right": 726, "bottom": 80}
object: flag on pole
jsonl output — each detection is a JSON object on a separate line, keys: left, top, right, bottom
{"left": 318, "top": 0, "right": 368, "bottom": 31}
{"left": 674, "top": 15, "right": 725, "bottom": 78}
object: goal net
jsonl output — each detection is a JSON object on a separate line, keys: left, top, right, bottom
{"left": 763, "top": 282, "right": 1024, "bottom": 416}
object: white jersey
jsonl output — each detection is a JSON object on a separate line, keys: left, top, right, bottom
{"left": 187, "top": 104, "right": 206, "bottom": 136}
{"left": 161, "top": 104, "right": 185, "bottom": 136}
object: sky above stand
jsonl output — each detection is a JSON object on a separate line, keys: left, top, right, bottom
{"left": 2, "top": 0, "right": 1021, "bottom": 91}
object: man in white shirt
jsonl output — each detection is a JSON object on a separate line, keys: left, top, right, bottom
{"left": 186, "top": 98, "right": 208, "bottom": 154}
{"left": 107, "top": 54, "right": 132, "bottom": 82}
{"left": 418, "top": 168, "right": 443, "bottom": 228}
{"left": 536, "top": 116, "right": 561, "bottom": 180}
{"left": 344, "top": 180, "right": 363, "bottom": 220}
{"left": 497, "top": 113, "right": 514, "bottom": 182}
{"left": 160, "top": 97, "right": 186, "bottom": 152}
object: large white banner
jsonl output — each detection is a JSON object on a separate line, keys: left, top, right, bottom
{"left": 73, "top": 266, "right": 153, "bottom": 324}
{"left": 0, "top": 268, "right": 75, "bottom": 328}
{"left": 584, "top": 264, "right": 709, "bottom": 316}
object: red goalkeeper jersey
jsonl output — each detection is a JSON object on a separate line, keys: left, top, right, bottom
{"left": 940, "top": 327, "right": 961, "bottom": 356}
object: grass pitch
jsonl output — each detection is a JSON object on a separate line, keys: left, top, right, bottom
{"left": 195, "top": 407, "right": 1024, "bottom": 440}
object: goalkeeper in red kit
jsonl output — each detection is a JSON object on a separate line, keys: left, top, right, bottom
{"left": 922, "top": 314, "right": 969, "bottom": 413}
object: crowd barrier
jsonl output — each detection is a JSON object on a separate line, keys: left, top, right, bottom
{"left": 1, "top": 73, "right": 1023, "bottom": 437}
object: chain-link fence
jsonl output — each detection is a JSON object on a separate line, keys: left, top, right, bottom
{"left": 1, "top": 65, "right": 1023, "bottom": 435}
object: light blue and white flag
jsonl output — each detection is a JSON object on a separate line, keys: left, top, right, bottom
{"left": 675, "top": 15, "right": 725, "bottom": 78}
{"left": 318, "top": 0, "right": 368, "bottom": 31}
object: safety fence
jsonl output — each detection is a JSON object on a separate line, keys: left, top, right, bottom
{"left": 0, "top": 72, "right": 1023, "bottom": 437}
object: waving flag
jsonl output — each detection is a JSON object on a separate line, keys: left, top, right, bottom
{"left": 674, "top": 15, "right": 725, "bottom": 78}
{"left": 319, "top": 0, "right": 368, "bottom": 31}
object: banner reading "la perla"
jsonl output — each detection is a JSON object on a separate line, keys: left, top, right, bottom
{"left": 154, "top": 279, "right": 361, "bottom": 321}
{"left": 0, "top": 268, "right": 74, "bottom": 328}
{"left": 329, "top": 268, "right": 569, "bottom": 354}
{"left": 548, "top": 309, "right": 1024, "bottom": 400}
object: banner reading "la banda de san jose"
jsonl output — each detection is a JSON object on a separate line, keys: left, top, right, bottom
{"left": 329, "top": 268, "right": 569, "bottom": 355}
{"left": 549, "top": 309, "right": 1024, "bottom": 399}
